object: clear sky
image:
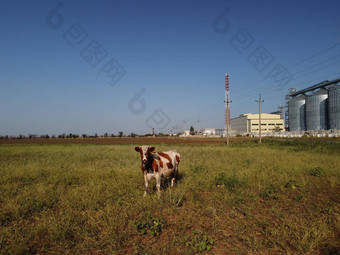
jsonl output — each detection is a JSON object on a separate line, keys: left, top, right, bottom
{"left": 1, "top": 0, "right": 339, "bottom": 136}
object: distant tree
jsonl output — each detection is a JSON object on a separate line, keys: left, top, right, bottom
{"left": 94, "top": 133, "right": 98, "bottom": 138}
{"left": 130, "top": 132, "right": 136, "bottom": 138}
{"left": 190, "top": 126, "right": 194, "bottom": 134}
{"left": 82, "top": 134, "right": 87, "bottom": 138}
{"left": 104, "top": 132, "right": 108, "bottom": 137}
{"left": 52, "top": 135, "right": 56, "bottom": 139}
{"left": 111, "top": 133, "right": 115, "bottom": 138}
{"left": 59, "top": 134, "right": 66, "bottom": 139}
{"left": 118, "top": 131, "right": 123, "bottom": 138}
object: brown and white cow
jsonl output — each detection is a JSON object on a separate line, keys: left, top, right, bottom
{"left": 135, "top": 145, "right": 180, "bottom": 196}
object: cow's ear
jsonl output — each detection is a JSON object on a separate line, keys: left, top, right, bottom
{"left": 135, "top": 147, "right": 140, "bottom": 152}
{"left": 149, "top": 147, "right": 155, "bottom": 152}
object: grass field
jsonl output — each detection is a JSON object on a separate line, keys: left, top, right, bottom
{"left": 0, "top": 139, "right": 339, "bottom": 254}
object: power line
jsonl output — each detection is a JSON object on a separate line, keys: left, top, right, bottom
{"left": 198, "top": 69, "right": 340, "bottom": 124}
{"left": 231, "top": 58, "right": 340, "bottom": 109}
{"left": 191, "top": 48, "right": 340, "bottom": 123}
{"left": 231, "top": 54, "right": 340, "bottom": 101}
{"left": 231, "top": 43, "right": 340, "bottom": 98}
{"left": 183, "top": 44, "right": 340, "bottom": 131}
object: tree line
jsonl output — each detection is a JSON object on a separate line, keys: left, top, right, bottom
{"left": 0, "top": 132, "right": 125, "bottom": 139}
{"left": 0, "top": 132, "right": 173, "bottom": 139}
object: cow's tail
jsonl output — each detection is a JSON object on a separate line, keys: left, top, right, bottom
{"left": 173, "top": 151, "right": 180, "bottom": 180}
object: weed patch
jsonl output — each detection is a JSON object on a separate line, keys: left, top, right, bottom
{"left": 262, "top": 184, "right": 279, "bottom": 200}
{"left": 134, "top": 212, "right": 165, "bottom": 237}
{"left": 310, "top": 167, "right": 323, "bottom": 177}
{"left": 285, "top": 180, "right": 299, "bottom": 190}
{"left": 185, "top": 231, "right": 214, "bottom": 253}
{"left": 293, "top": 193, "right": 304, "bottom": 201}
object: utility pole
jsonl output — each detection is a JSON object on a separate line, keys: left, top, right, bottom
{"left": 183, "top": 119, "right": 186, "bottom": 135}
{"left": 225, "top": 98, "right": 232, "bottom": 145}
{"left": 256, "top": 94, "right": 264, "bottom": 144}
{"left": 197, "top": 118, "right": 201, "bottom": 135}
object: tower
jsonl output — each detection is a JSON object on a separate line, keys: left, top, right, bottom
{"left": 225, "top": 73, "right": 231, "bottom": 143}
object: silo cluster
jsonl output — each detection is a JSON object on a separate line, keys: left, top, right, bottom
{"left": 288, "top": 86, "right": 340, "bottom": 131}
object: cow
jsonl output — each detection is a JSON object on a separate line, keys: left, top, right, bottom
{"left": 135, "top": 145, "right": 181, "bottom": 196}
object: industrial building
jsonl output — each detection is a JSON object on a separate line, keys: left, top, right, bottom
{"left": 230, "top": 113, "right": 285, "bottom": 133}
{"left": 201, "top": 128, "right": 216, "bottom": 136}
{"left": 287, "top": 78, "right": 340, "bottom": 131}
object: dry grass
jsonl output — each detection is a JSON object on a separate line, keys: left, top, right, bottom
{"left": 0, "top": 140, "right": 339, "bottom": 254}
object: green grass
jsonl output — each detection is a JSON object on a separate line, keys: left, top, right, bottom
{"left": 0, "top": 140, "right": 339, "bottom": 254}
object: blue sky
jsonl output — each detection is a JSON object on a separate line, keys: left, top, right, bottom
{"left": 1, "top": 0, "right": 339, "bottom": 136}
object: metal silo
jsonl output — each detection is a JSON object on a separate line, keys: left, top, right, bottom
{"left": 288, "top": 94, "right": 306, "bottom": 131}
{"left": 328, "top": 85, "right": 340, "bottom": 129}
{"left": 306, "top": 89, "right": 328, "bottom": 130}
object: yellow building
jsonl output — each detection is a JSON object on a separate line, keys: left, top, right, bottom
{"left": 231, "top": 113, "right": 285, "bottom": 133}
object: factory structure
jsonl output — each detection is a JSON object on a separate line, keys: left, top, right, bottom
{"left": 180, "top": 77, "right": 340, "bottom": 138}
{"left": 230, "top": 113, "right": 285, "bottom": 133}
{"left": 287, "top": 78, "right": 340, "bottom": 132}
{"left": 229, "top": 77, "right": 340, "bottom": 136}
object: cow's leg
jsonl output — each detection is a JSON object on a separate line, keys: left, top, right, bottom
{"left": 143, "top": 174, "right": 149, "bottom": 197}
{"left": 171, "top": 166, "right": 178, "bottom": 187}
{"left": 171, "top": 177, "right": 175, "bottom": 187}
{"left": 155, "top": 174, "right": 161, "bottom": 193}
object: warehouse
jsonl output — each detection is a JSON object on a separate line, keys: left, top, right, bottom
{"left": 230, "top": 113, "right": 285, "bottom": 134}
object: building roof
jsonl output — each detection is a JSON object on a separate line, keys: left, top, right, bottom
{"left": 233, "top": 113, "right": 282, "bottom": 120}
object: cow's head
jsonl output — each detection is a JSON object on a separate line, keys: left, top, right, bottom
{"left": 135, "top": 145, "right": 155, "bottom": 166}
